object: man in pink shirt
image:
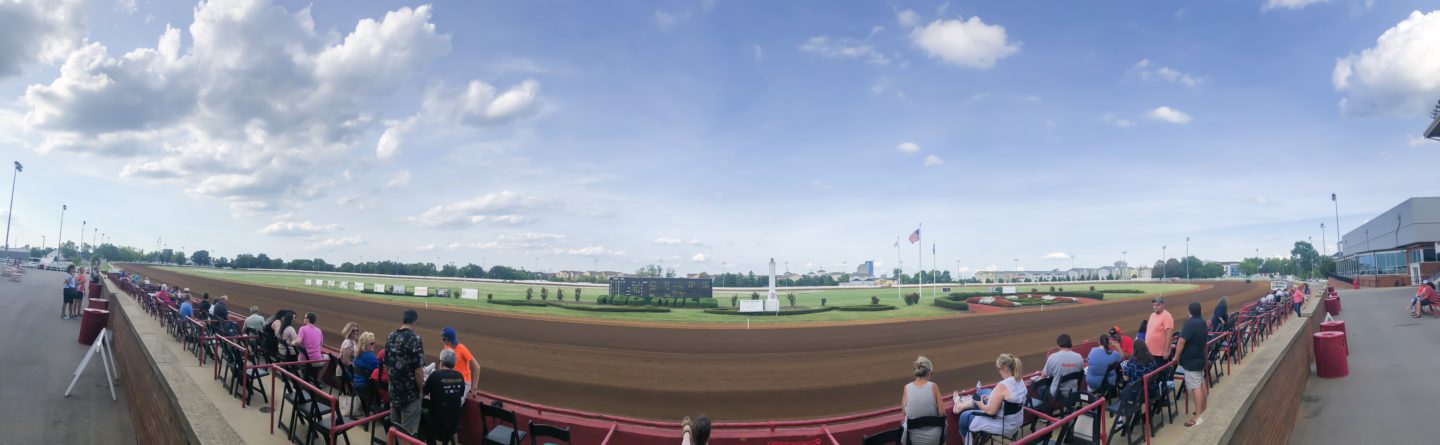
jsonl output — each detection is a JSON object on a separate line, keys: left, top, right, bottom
{"left": 1146, "top": 297, "right": 1175, "bottom": 359}
{"left": 292, "top": 312, "right": 329, "bottom": 381}
{"left": 1291, "top": 285, "right": 1304, "bottom": 317}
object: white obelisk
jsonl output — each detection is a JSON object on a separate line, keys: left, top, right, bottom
{"left": 768, "top": 258, "right": 778, "bottom": 312}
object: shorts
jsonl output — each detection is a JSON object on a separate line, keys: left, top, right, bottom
{"left": 63, "top": 288, "right": 80, "bottom": 303}
{"left": 1180, "top": 367, "right": 1205, "bottom": 390}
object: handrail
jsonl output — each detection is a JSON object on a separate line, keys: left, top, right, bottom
{"left": 1140, "top": 359, "right": 1178, "bottom": 445}
{"left": 386, "top": 426, "right": 427, "bottom": 445}
{"left": 1013, "top": 397, "right": 1107, "bottom": 445}
{"left": 211, "top": 335, "right": 256, "bottom": 384}
{"left": 599, "top": 422, "right": 619, "bottom": 445}
{"left": 822, "top": 425, "right": 840, "bottom": 445}
{"left": 331, "top": 409, "right": 391, "bottom": 438}
{"left": 266, "top": 359, "right": 332, "bottom": 435}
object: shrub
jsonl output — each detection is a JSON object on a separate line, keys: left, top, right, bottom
{"left": 1089, "top": 286, "right": 1095, "bottom": 291}
{"left": 547, "top": 302, "right": 669, "bottom": 313}
{"left": 933, "top": 298, "right": 968, "bottom": 310}
{"left": 540, "top": 288, "right": 549, "bottom": 300}
{"left": 486, "top": 294, "right": 493, "bottom": 302}
{"left": 596, "top": 295, "right": 608, "bottom": 304}
{"left": 701, "top": 298, "right": 718, "bottom": 309}
{"left": 1099, "top": 289, "right": 1144, "bottom": 294}
{"left": 871, "top": 296, "right": 880, "bottom": 305}
{"left": 838, "top": 304, "right": 897, "bottom": 312}
{"left": 903, "top": 293, "right": 921, "bottom": 306}
{"left": 1049, "top": 286, "right": 1055, "bottom": 292}
{"left": 751, "top": 291, "right": 760, "bottom": 300}
{"left": 786, "top": 293, "right": 796, "bottom": 307}
{"left": 704, "top": 306, "right": 837, "bottom": 316}
{"left": 686, "top": 299, "right": 700, "bottom": 309}
{"left": 526, "top": 288, "right": 534, "bottom": 300}
{"left": 628, "top": 297, "right": 645, "bottom": 306}
{"left": 655, "top": 297, "right": 667, "bottom": 307}
{"left": 575, "top": 288, "right": 582, "bottom": 300}
{"left": 557, "top": 289, "right": 565, "bottom": 300}
{"left": 489, "top": 299, "right": 548, "bottom": 307}
{"left": 614, "top": 296, "right": 628, "bottom": 305}
{"left": 1031, "top": 288, "right": 1038, "bottom": 293}
{"left": 731, "top": 295, "right": 738, "bottom": 307}
{"left": 821, "top": 298, "right": 827, "bottom": 307}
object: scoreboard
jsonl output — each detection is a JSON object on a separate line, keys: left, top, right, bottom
{"left": 608, "top": 277, "right": 713, "bottom": 299}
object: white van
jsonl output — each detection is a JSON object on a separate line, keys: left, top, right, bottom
{"left": 1270, "top": 280, "right": 1288, "bottom": 291}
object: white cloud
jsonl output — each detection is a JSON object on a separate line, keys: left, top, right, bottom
{"left": 753, "top": 44, "right": 763, "bottom": 61}
{"left": 924, "top": 154, "right": 944, "bottom": 167}
{"left": 378, "top": 79, "right": 542, "bottom": 159}
{"left": 306, "top": 235, "right": 365, "bottom": 251}
{"left": 405, "top": 191, "right": 543, "bottom": 228}
{"left": 446, "top": 243, "right": 460, "bottom": 251}
{"left": 1147, "top": 106, "right": 1193, "bottom": 124}
{"left": 799, "top": 36, "right": 890, "bottom": 65}
{"left": 1410, "top": 136, "right": 1434, "bottom": 147}
{"left": 0, "top": 0, "right": 84, "bottom": 79}
{"left": 909, "top": 17, "right": 1019, "bottom": 69}
{"left": 653, "top": 237, "right": 707, "bottom": 247}
{"left": 257, "top": 220, "right": 340, "bottom": 237}
{"left": 1129, "top": 59, "right": 1201, "bottom": 87}
{"left": 691, "top": 253, "right": 709, "bottom": 263}
{"left": 983, "top": 265, "right": 998, "bottom": 272}
{"left": 654, "top": 10, "right": 689, "bottom": 28}
{"left": 896, "top": 9, "right": 921, "bottom": 28}
{"left": 1263, "top": 0, "right": 1327, "bottom": 12}
{"left": 811, "top": 180, "right": 832, "bottom": 190}
{"left": 896, "top": 142, "right": 920, "bottom": 154}
{"left": 385, "top": 170, "right": 411, "bottom": 189}
{"left": 1102, "top": 113, "right": 1135, "bottom": 128}
{"left": 1041, "top": 252, "right": 1070, "bottom": 260}
{"left": 117, "top": 0, "right": 136, "bottom": 14}
{"left": 1254, "top": 196, "right": 1270, "bottom": 205}
{"left": 556, "top": 245, "right": 624, "bottom": 256}
{"left": 20, "top": 1, "right": 453, "bottom": 214}
{"left": 956, "top": 266, "right": 971, "bottom": 273}
{"left": 415, "top": 243, "right": 436, "bottom": 252}
{"left": 1333, "top": 11, "right": 1440, "bottom": 116}
{"left": 336, "top": 195, "right": 377, "bottom": 210}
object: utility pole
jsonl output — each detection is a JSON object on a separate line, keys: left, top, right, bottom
{"left": 1332, "top": 193, "right": 1342, "bottom": 256}
{"left": 1185, "top": 237, "right": 1190, "bottom": 281}
{"left": 1162, "top": 246, "right": 1167, "bottom": 280}
{"left": 3, "top": 161, "right": 20, "bottom": 253}
{"left": 1321, "top": 223, "right": 1327, "bottom": 257}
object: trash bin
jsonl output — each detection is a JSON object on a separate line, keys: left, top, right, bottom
{"left": 78, "top": 309, "right": 111, "bottom": 346}
{"left": 1324, "top": 297, "right": 1341, "bottom": 316}
{"left": 1320, "top": 320, "right": 1347, "bottom": 355}
{"left": 1313, "top": 331, "right": 1348, "bottom": 379}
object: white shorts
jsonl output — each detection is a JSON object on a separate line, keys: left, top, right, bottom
{"left": 1178, "top": 367, "right": 1204, "bottom": 390}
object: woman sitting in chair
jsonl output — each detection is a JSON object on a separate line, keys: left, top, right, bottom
{"left": 900, "top": 356, "right": 944, "bottom": 445}
{"left": 953, "top": 354, "right": 1027, "bottom": 445}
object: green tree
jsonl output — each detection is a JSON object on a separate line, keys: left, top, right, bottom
{"left": 1291, "top": 241, "right": 1320, "bottom": 279}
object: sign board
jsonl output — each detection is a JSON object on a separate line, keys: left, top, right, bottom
{"left": 339, "top": 281, "right": 348, "bottom": 289}
{"left": 460, "top": 289, "right": 479, "bottom": 300}
{"left": 1270, "top": 280, "right": 1288, "bottom": 291}
{"left": 305, "top": 279, "right": 313, "bottom": 285}
{"left": 391, "top": 285, "right": 405, "bottom": 295}
{"left": 414, "top": 286, "right": 429, "bottom": 297}
{"left": 373, "top": 283, "right": 385, "bottom": 293}
{"left": 436, "top": 288, "right": 451, "bottom": 298}
{"left": 764, "top": 299, "right": 779, "bottom": 311}
{"left": 1002, "top": 286, "right": 1017, "bottom": 294}
{"left": 327, "top": 280, "right": 335, "bottom": 287}
{"left": 942, "top": 287, "right": 951, "bottom": 293}
{"left": 353, "top": 282, "right": 364, "bottom": 291}
{"left": 739, "top": 300, "right": 765, "bottom": 313}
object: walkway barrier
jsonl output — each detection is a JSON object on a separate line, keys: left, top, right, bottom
{"left": 265, "top": 358, "right": 329, "bottom": 436}
{"left": 1014, "top": 398, "right": 1107, "bottom": 445}
{"left": 386, "top": 426, "right": 427, "bottom": 445}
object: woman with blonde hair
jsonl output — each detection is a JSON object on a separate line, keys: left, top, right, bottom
{"left": 338, "top": 322, "right": 361, "bottom": 367}
{"left": 351, "top": 331, "right": 381, "bottom": 405}
{"left": 954, "top": 354, "right": 1027, "bottom": 444}
{"left": 900, "top": 355, "right": 944, "bottom": 445}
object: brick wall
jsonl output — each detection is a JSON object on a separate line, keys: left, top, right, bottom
{"left": 107, "top": 288, "right": 189, "bottom": 445}
{"left": 1228, "top": 303, "right": 1322, "bottom": 445}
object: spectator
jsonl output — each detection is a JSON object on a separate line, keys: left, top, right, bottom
{"left": 1109, "top": 325, "right": 1134, "bottom": 358}
{"left": 292, "top": 312, "right": 328, "bottom": 378}
{"left": 1042, "top": 334, "right": 1084, "bottom": 398}
{"left": 385, "top": 309, "right": 426, "bottom": 435}
{"left": 440, "top": 327, "right": 483, "bottom": 397}
{"left": 954, "top": 354, "right": 1027, "bottom": 444}
{"left": 899, "top": 356, "right": 943, "bottom": 445}
{"left": 1122, "top": 342, "right": 1162, "bottom": 397}
{"left": 1085, "top": 331, "right": 1122, "bottom": 391}
{"left": 1291, "top": 285, "right": 1305, "bottom": 317}
{"left": 371, "top": 348, "right": 390, "bottom": 404}
{"left": 197, "top": 293, "right": 212, "bottom": 321}
{"left": 421, "top": 348, "right": 466, "bottom": 444}
{"left": 244, "top": 306, "right": 265, "bottom": 334}
{"left": 155, "top": 286, "right": 172, "bottom": 307}
{"left": 1409, "top": 281, "right": 1435, "bottom": 318}
{"left": 272, "top": 311, "right": 298, "bottom": 360}
{"left": 62, "top": 265, "right": 80, "bottom": 320}
{"left": 179, "top": 295, "right": 194, "bottom": 320}
{"left": 681, "top": 415, "right": 711, "bottom": 445}
{"left": 1145, "top": 297, "right": 1175, "bottom": 359}
{"left": 1175, "top": 302, "right": 1209, "bottom": 427}
{"left": 1134, "top": 319, "right": 1148, "bottom": 344}
{"left": 339, "top": 322, "right": 361, "bottom": 367}
{"left": 352, "top": 331, "right": 380, "bottom": 397}
{"left": 212, "top": 295, "right": 229, "bottom": 321}
{"left": 1211, "top": 296, "right": 1229, "bottom": 332}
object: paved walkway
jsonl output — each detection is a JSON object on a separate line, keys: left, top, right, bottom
{"left": 0, "top": 269, "right": 137, "bottom": 444}
{"left": 1289, "top": 286, "right": 1440, "bottom": 444}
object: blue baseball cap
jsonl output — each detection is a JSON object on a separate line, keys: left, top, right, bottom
{"left": 441, "top": 327, "right": 457, "bottom": 344}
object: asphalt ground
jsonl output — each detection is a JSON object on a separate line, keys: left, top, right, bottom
{"left": 124, "top": 264, "right": 1266, "bottom": 421}
{"left": 0, "top": 268, "right": 137, "bottom": 444}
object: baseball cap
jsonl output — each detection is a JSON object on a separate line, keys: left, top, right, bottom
{"left": 1151, "top": 297, "right": 1164, "bottom": 304}
{"left": 1109, "top": 325, "right": 1122, "bottom": 335}
{"left": 441, "top": 327, "right": 457, "bottom": 344}
{"left": 183, "top": 288, "right": 190, "bottom": 292}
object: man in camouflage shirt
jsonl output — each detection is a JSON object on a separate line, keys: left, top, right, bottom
{"left": 385, "top": 309, "right": 425, "bottom": 434}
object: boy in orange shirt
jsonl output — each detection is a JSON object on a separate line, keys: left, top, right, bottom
{"left": 440, "top": 327, "right": 482, "bottom": 397}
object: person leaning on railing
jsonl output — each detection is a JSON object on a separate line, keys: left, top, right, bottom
{"left": 680, "top": 415, "right": 710, "bottom": 445}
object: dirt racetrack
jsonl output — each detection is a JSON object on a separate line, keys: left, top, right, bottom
{"left": 123, "top": 264, "right": 1268, "bottom": 421}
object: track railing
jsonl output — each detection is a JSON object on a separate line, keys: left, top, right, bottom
{"left": 599, "top": 422, "right": 619, "bottom": 445}
{"left": 1013, "top": 397, "right": 1107, "bottom": 445}
{"left": 386, "top": 426, "right": 427, "bottom": 445}
{"left": 1140, "top": 359, "right": 1178, "bottom": 444}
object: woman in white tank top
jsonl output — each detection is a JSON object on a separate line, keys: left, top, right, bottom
{"left": 952, "top": 354, "right": 1028, "bottom": 444}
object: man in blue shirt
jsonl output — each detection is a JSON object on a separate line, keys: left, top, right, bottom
{"left": 179, "top": 296, "right": 194, "bottom": 319}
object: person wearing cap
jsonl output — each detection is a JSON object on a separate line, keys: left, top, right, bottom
{"left": 440, "top": 327, "right": 482, "bottom": 397}
{"left": 899, "top": 355, "right": 942, "bottom": 445}
{"left": 1145, "top": 297, "right": 1174, "bottom": 359}
{"left": 1109, "top": 325, "right": 1134, "bottom": 358}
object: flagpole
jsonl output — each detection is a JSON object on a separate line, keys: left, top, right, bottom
{"left": 917, "top": 222, "right": 923, "bottom": 301}
{"left": 932, "top": 242, "right": 937, "bottom": 301}
{"left": 896, "top": 236, "right": 902, "bottom": 302}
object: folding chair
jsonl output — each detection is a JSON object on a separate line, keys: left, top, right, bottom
{"left": 860, "top": 427, "right": 902, "bottom": 445}
{"left": 480, "top": 403, "right": 528, "bottom": 445}
{"left": 1105, "top": 380, "right": 1146, "bottom": 445}
{"left": 528, "top": 421, "right": 571, "bottom": 445}
{"left": 972, "top": 401, "right": 1022, "bottom": 444}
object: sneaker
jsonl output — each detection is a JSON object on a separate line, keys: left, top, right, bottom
{"left": 61, "top": 315, "right": 68, "bottom": 320}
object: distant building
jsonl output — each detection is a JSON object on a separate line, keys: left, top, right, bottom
{"left": 1336, "top": 197, "right": 1440, "bottom": 287}
{"left": 854, "top": 261, "right": 875, "bottom": 278}
{"left": 976, "top": 261, "right": 1150, "bottom": 282}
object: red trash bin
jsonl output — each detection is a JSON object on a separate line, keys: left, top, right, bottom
{"left": 1324, "top": 297, "right": 1341, "bottom": 316}
{"left": 87, "top": 298, "right": 108, "bottom": 310}
{"left": 1320, "top": 320, "right": 1347, "bottom": 355}
{"left": 78, "top": 308, "right": 110, "bottom": 346}
{"left": 1314, "top": 331, "right": 1348, "bottom": 379}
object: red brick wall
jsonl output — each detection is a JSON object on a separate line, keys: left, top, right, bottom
{"left": 1228, "top": 303, "right": 1321, "bottom": 445}
{"left": 106, "top": 288, "right": 190, "bottom": 445}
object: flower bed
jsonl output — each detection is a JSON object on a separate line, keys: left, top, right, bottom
{"left": 964, "top": 294, "right": 1080, "bottom": 308}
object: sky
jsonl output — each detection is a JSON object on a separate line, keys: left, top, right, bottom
{"left": 1, "top": 0, "right": 1438, "bottom": 277}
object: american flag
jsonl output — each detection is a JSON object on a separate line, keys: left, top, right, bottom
{"left": 908, "top": 229, "right": 920, "bottom": 244}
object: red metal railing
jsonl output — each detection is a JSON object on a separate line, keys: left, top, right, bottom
{"left": 1140, "top": 359, "right": 1178, "bottom": 444}
{"left": 599, "top": 422, "right": 619, "bottom": 445}
{"left": 266, "top": 358, "right": 330, "bottom": 435}
{"left": 386, "top": 426, "right": 427, "bottom": 445}
{"left": 1013, "top": 397, "right": 1107, "bottom": 445}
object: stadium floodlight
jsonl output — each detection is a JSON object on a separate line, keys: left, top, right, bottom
{"left": 1428, "top": 100, "right": 1440, "bottom": 141}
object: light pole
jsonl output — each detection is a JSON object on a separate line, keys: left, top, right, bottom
{"left": 3, "top": 161, "right": 20, "bottom": 253}
{"left": 1162, "top": 246, "right": 1167, "bottom": 280}
{"left": 1331, "top": 193, "right": 1341, "bottom": 256}
{"left": 79, "top": 220, "right": 86, "bottom": 259}
{"left": 1122, "top": 251, "right": 1127, "bottom": 263}
{"left": 57, "top": 205, "right": 66, "bottom": 257}
{"left": 1320, "top": 223, "right": 1327, "bottom": 257}
{"left": 41, "top": 235, "right": 46, "bottom": 250}
{"left": 1185, "top": 237, "right": 1190, "bottom": 281}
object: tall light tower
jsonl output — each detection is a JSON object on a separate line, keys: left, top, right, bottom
{"left": 1162, "top": 246, "right": 1167, "bottom": 280}
{"left": 1320, "top": 223, "right": 1327, "bottom": 257}
{"left": 3, "top": 161, "right": 20, "bottom": 253}
{"left": 1331, "top": 193, "right": 1342, "bottom": 256}
{"left": 1185, "top": 237, "right": 1190, "bottom": 281}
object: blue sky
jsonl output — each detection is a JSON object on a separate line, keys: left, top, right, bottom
{"left": 1, "top": 0, "right": 1437, "bottom": 276}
